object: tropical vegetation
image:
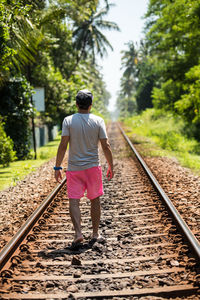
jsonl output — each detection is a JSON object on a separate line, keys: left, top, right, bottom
{"left": 123, "top": 109, "right": 200, "bottom": 174}
{"left": 0, "top": 0, "right": 119, "bottom": 165}
{"left": 0, "top": 118, "right": 16, "bottom": 167}
{"left": 117, "top": 0, "right": 200, "bottom": 146}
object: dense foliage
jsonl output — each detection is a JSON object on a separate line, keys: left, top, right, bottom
{"left": 0, "top": 77, "right": 33, "bottom": 159}
{"left": 116, "top": 42, "right": 137, "bottom": 118}
{"left": 0, "top": 118, "right": 16, "bottom": 166}
{"left": 124, "top": 109, "right": 200, "bottom": 172}
{"left": 117, "top": 0, "right": 200, "bottom": 140}
{"left": 0, "top": 0, "right": 118, "bottom": 164}
{"left": 116, "top": 40, "right": 155, "bottom": 118}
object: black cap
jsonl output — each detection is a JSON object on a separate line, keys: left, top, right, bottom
{"left": 76, "top": 89, "right": 93, "bottom": 109}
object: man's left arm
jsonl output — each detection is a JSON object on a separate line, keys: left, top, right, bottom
{"left": 55, "top": 135, "right": 69, "bottom": 182}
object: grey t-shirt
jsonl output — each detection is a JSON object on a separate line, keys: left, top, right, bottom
{"left": 62, "top": 113, "right": 108, "bottom": 171}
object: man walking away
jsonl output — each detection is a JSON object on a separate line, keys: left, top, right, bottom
{"left": 54, "top": 89, "right": 114, "bottom": 247}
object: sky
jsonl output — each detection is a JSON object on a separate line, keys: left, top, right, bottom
{"left": 98, "top": 0, "right": 149, "bottom": 111}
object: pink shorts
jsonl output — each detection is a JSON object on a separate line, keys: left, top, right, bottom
{"left": 66, "top": 166, "right": 103, "bottom": 200}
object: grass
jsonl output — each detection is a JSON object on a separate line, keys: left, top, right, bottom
{"left": 0, "top": 134, "right": 61, "bottom": 191}
{"left": 0, "top": 111, "right": 109, "bottom": 192}
{"left": 123, "top": 109, "right": 200, "bottom": 175}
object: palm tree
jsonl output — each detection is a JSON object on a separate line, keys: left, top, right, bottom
{"left": 73, "top": 3, "right": 120, "bottom": 65}
{"left": 0, "top": 1, "right": 43, "bottom": 83}
{"left": 120, "top": 41, "right": 138, "bottom": 97}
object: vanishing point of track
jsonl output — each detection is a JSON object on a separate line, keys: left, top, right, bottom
{"left": 0, "top": 122, "right": 200, "bottom": 299}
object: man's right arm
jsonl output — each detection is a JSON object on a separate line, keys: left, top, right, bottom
{"left": 54, "top": 135, "right": 69, "bottom": 182}
{"left": 100, "top": 138, "right": 114, "bottom": 180}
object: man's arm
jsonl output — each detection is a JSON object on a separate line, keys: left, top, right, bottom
{"left": 100, "top": 138, "right": 114, "bottom": 180}
{"left": 54, "top": 135, "right": 69, "bottom": 182}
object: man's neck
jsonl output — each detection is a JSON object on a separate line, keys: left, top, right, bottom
{"left": 78, "top": 109, "right": 90, "bottom": 114}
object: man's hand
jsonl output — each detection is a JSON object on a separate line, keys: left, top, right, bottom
{"left": 54, "top": 135, "right": 69, "bottom": 183}
{"left": 100, "top": 138, "right": 114, "bottom": 181}
{"left": 55, "top": 170, "right": 62, "bottom": 183}
{"left": 106, "top": 165, "right": 114, "bottom": 181}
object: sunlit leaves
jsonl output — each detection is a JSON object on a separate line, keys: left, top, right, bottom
{"left": 117, "top": 40, "right": 154, "bottom": 116}
{"left": 175, "top": 65, "right": 200, "bottom": 124}
{"left": 0, "top": 0, "right": 42, "bottom": 81}
{"left": 119, "top": 41, "right": 138, "bottom": 98}
{"left": 145, "top": 0, "right": 200, "bottom": 135}
{"left": 0, "top": 0, "right": 112, "bottom": 129}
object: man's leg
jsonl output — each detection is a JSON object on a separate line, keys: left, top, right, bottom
{"left": 90, "top": 197, "right": 101, "bottom": 239}
{"left": 69, "top": 199, "right": 83, "bottom": 243}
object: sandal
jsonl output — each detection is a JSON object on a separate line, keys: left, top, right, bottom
{"left": 69, "top": 241, "right": 82, "bottom": 250}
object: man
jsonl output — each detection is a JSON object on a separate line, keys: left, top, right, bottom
{"left": 54, "top": 89, "right": 114, "bottom": 247}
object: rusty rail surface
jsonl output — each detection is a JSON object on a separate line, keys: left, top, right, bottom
{"left": 0, "top": 177, "right": 66, "bottom": 271}
{"left": 0, "top": 123, "right": 199, "bottom": 299}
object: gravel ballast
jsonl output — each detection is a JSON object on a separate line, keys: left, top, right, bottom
{"left": 0, "top": 137, "right": 200, "bottom": 252}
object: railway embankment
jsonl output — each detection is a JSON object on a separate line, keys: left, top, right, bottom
{"left": 0, "top": 122, "right": 199, "bottom": 298}
{"left": 1, "top": 125, "right": 200, "bottom": 252}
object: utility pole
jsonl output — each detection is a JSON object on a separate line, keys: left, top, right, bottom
{"left": 30, "top": 95, "right": 37, "bottom": 160}
{"left": 27, "top": 65, "right": 37, "bottom": 160}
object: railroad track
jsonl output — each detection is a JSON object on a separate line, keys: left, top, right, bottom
{"left": 0, "top": 122, "right": 200, "bottom": 299}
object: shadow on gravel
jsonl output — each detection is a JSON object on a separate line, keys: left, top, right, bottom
{"left": 37, "top": 240, "right": 102, "bottom": 259}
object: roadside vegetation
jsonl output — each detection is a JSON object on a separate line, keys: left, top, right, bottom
{"left": 0, "top": 134, "right": 61, "bottom": 191}
{"left": 0, "top": 0, "right": 119, "bottom": 167}
{"left": 117, "top": 0, "right": 200, "bottom": 174}
{"left": 0, "top": 0, "right": 119, "bottom": 189}
{"left": 123, "top": 109, "right": 200, "bottom": 174}
{"left": 0, "top": 106, "right": 106, "bottom": 191}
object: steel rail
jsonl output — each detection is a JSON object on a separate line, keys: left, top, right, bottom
{"left": 118, "top": 123, "right": 200, "bottom": 261}
{"left": 0, "top": 177, "right": 66, "bottom": 271}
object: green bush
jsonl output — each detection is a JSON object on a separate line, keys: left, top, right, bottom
{"left": 174, "top": 64, "right": 200, "bottom": 140}
{"left": 124, "top": 108, "right": 200, "bottom": 155}
{"left": 0, "top": 118, "right": 16, "bottom": 166}
{"left": 152, "top": 80, "right": 182, "bottom": 111}
{"left": 123, "top": 108, "right": 200, "bottom": 173}
{"left": 0, "top": 77, "right": 33, "bottom": 160}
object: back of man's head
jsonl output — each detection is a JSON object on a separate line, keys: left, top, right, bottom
{"left": 76, "top": 89, "right": 93, "bottom": 110}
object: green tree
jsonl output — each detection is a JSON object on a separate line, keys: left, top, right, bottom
{"left": 116, "top": 94, "right": 137, "bottom": 119}
{"left": 116, "top": 42, "right": 138, "bottom": 117}
{"left": 134, "top": 42, "right": 155, "bottom": 112}
{"left": 0, "top": 0, "right": 43, "bottom": 82}
{"left": 145, "top": 0, "right": 200, "bottom": 108}
{"left": 29, "top": 0, "right": 113, "bottom": 125}
{"left": 0, "top": 0, "right": 113, "bottom": 156}
{"left": 0, "top": 77, "right": 33, "bottom": 159}
{"left": 0, "top": 117, "right": 16, "bottom": 166}
{"left": 73, "top": 3, "right": 120, "bottom": 65}
{"left": 28, "top": 0, "right": 112, "bottom": 121}
{"left": 117, "top": 41, "right": 154, "bottom": 116}
{"left": 175, "top": 64, "right": 200, "bottom": 139}
{"left": 120, "top": 41, "right": 138, "bottom": 98}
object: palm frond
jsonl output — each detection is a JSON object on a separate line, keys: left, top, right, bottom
{"left": 93, "top": 3, "right": 116, "bottom": 20}
{"left": 39, "top": 6, "right": 65, "bottom": 26}
{"left": 72, "top": 2, "right": 119, "bottom": 64}
{"left": 95, "top": 20, "right": 120, "bottom": 31}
